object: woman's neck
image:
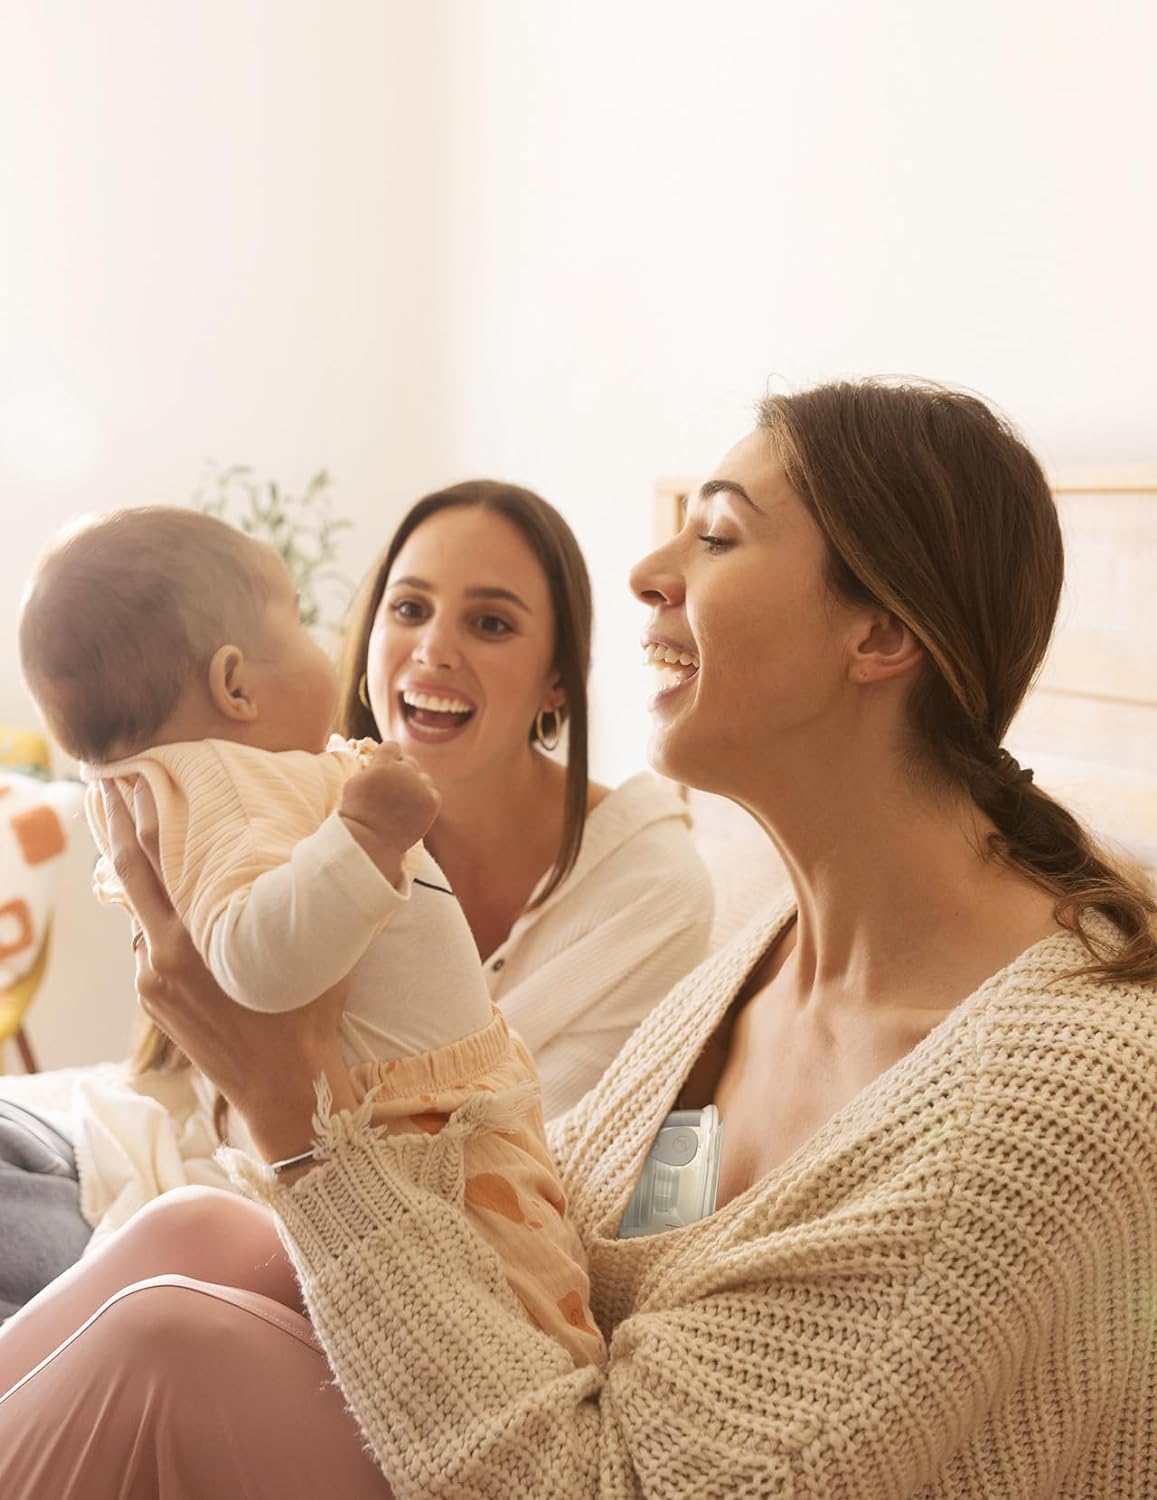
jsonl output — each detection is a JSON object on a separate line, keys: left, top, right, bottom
{"left": 740, "top": 748, "right": 1060, "bottom": 1016}
{"left": 430, "top": 750, "right": 565, "bottom": 860}
{"left": 424, "top": 752, "right": 569, "bottom": 957}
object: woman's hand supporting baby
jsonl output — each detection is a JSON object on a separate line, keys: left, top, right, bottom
{"left": 338, "top": 742, "right": 441, "bottom": 887}
{"left": 93, "top": 743, "right": 442, "bottom": 1176}
{"left": 100, "top": 781, "right": 357, "bottom": 1169}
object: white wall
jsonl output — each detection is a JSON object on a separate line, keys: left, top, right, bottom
{"left": 424, "top": 0, "right": 1157, "bottom": 783}
{"left": 3, "top": 0, "right": 1155, "bottom": 1064}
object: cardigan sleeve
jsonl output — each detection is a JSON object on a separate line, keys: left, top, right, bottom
{"left": 544, "top": 1093, "right": 589, "bottom": 1176}
{"left": 231, "top": 999, "right": 1156, "bottom": 1500}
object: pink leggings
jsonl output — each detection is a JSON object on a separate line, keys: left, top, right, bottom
{"left": 0, "top": 1187, "right": 390, "bottom": 1498}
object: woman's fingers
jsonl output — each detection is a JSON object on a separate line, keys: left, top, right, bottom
{"left": 130, "top": 936, "right": 165, "bottom": 1020}
{"left": 131, "top": 777, "right": 165, "bottom": 882}
{"left": 101, "top": 781, "right": 176, "bottom": 951}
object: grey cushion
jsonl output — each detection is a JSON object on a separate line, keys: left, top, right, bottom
{"left": 0, "top": 1100, "right": 91, "bottom": 1321}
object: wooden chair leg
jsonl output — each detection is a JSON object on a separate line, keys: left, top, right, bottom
{"left": 15, "top": 1025, "right": 39, "bottom": 1074}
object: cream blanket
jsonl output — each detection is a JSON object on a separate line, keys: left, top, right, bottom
{"left": 0, "top": 1061, "right": 237, "bottom": 1246}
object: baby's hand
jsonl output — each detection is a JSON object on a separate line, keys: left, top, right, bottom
{"left": 339, "top": 742, "right": 441, "bottom": 886}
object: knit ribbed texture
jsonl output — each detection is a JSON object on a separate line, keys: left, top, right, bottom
{"left": 231, "top": 1010, "right": 606, "bottom": 1370}
{"left": 85, "top": 737, "right": 494, "bottom": 1055}
{"left": 241, "top": 900, "right": 1157, "bottom": 1497}
{"left": 85, "top": 737, "right": 362, "bottom": 948}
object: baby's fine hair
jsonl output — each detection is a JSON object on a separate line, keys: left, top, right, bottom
{"left": 19, "top": 506, "right": 269, "bottom": 764}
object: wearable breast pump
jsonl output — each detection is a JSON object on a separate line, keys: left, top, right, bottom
{"left": 618, "top": 1106, "right": 723, "bottom": 1238}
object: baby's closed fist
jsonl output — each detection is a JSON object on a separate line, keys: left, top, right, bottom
{"left": 339, "top": 743, "right": 441, "bottom": 885}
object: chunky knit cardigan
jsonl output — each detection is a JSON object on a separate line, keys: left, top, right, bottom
{"left": 233, "top": 901, "right": 1157, "bottom": 1498}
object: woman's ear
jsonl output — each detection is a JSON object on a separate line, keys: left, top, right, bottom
{"left": 848, "top": 610, "right": 923, "bottom": 685}
{"left": 207, "top": 644, "right": 260, "bottom": 723}
{"left": 540, "top": 671, "right": 566, "bottom": 715}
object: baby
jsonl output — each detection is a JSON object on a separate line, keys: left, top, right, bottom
{"left": 20, "top": 506, "right": 490, "bottom": 1068}
{"left": 18, "top": 506, "right": 603, "bottom": 1366}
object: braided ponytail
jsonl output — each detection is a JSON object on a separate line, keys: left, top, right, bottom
{"left": 971, "top": 757, "right": 1157, "bottom": 984}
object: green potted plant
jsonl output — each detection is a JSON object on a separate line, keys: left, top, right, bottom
{"left": 193, "top": 464, "right": 353, "bottom": 643}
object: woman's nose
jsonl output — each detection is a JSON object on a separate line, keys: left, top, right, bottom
{"left": 411, "top": 623, "right": 462, "bottom": 670}
{"left": 629, "top": 543, "right": 684, "bottom": 607}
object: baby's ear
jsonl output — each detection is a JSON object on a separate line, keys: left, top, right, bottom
{"left": 207, "top": 644, "right": 259, "bottom": 723}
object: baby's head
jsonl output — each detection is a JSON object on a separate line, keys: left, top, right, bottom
{"left": 19, "top": 506, "right": 339, "bottom": 764}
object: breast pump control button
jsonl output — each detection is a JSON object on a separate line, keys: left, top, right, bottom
{"left": 652, "top": 1126, "right": 699, "bottom": 1167}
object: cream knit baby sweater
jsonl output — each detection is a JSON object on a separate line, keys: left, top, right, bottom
{"left": 84, "top": 737, "right": 491, "bottom": 1058}
{"left": 234, "top": 901, "right": 1157, "bottom": 1498}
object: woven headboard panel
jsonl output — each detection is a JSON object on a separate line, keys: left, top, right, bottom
{"left": 654, "top": 474, "right": 1157, "bottom": 885}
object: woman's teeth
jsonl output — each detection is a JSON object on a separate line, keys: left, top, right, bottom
{"left": 399, "top": 689, "right": 475, "bottom": 735}
{"left": 401, "top": 690, "right": 474, "bottom": 714}
{"left": 643, "top": 643, "right": 698, "bottom": 668}
{"left": 642, "top": 642, "right": 699, "bottom": 693}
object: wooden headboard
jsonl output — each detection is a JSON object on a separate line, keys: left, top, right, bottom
{"left": 1009, "top": 478, "right": 1157, "bottom": 871}
{"left": 655, "top": 474, "right": 1157, "bottom": 881}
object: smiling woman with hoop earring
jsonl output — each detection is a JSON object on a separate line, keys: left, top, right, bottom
{"left": 328, "top": 480, "right": 713, "bottom": 1121}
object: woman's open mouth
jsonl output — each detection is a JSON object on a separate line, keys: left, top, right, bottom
{"left": 642, "top": 641, "right": 699, "bottom": 706}
{"left": 397, "top": 688, "right": 477, "bottom": 742}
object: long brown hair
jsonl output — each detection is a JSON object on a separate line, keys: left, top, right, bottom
{"left": 337, "top": 480, "right": 593, "bottom": 907}
{"left": 758, "top": 379, "right": 1156, "bottom": 986}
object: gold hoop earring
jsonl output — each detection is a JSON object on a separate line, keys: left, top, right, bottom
{"left": 357, "top": 673, "right": 371, "bottom": 711}
{"left": 534, "top": 708, "right": 561, "bottom": 752}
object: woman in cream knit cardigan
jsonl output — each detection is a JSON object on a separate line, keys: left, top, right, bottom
{"left": 1, "top": 380, "right": 1155, "bottom": 1498}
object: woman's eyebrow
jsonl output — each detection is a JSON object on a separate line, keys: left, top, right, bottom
{"left": 466, "top": 585, "right": 530, "bottom": 613}
{"left": 697, "top": 478, "right": 759, "bottom": 511}
{"left": 388, "top": 576, "right": 531, "bottom": 613}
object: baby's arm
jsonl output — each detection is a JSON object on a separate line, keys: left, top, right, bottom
{"left": 208, "top": 746, "right": 440, "bottom": 1014}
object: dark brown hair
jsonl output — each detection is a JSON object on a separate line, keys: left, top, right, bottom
{"left": 758, "top": 378, "right": 1156, "bottom": 986}
{"left": 337, "top": 480, "right": 593, "bottom": 907}
{"left": 19, "top": 507, "right": 267, "bottom": 764}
